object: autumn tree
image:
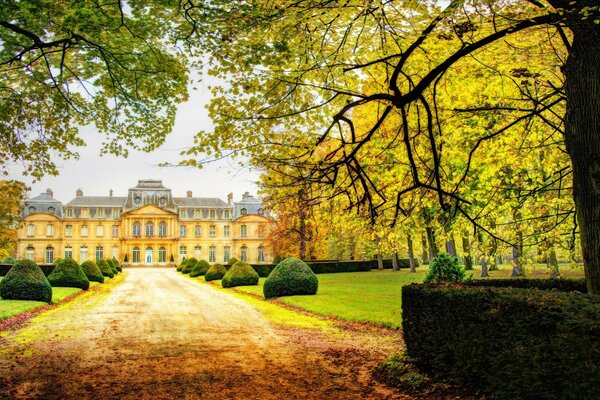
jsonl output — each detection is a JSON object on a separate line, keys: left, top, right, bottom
{"left": 0, "top": 180, "right": 27, "bottom": 254}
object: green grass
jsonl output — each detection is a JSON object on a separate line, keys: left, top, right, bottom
{"left": 230, "top": 269, "right": 427, "bottom": 328}
{"left": 0, "top": 281, "right": 99, "bottom": 320}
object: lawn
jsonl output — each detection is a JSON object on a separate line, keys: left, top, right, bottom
{"left": 0, "top": 281, "right": 100, "bottom": 320}
{"left": 227, "top": 269, "right": 427, "bottom": 328}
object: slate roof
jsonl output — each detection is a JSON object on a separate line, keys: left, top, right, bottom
{"left": 22, "top": 193, "right": 64, "bottom": 218}
{"left": 65, "top": 196, "right": 127, "bottom": 207}
{"left": 173, "top": 197, "right": 229, "bottom": 207}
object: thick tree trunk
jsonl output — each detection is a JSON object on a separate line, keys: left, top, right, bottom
{"left": 421, "top": 233, "right": 429, "bottom": 264}
{"left": 445, "top": 235, "right": 457, "bottom": 257}
{"left": 548, "top": 247, "right": 559, "bottom": 278}
{"left": 480, "top": 257, "right": 489, "bottom": 278}
{"left": 462, "top": 232, "right": 473, "bottom": 270}
{"left": 377, "top": 252, "right": 383, "bottom": 270}
{"left": 511, "top": 231, "right": 525, "bottom": 277}
{"left": 426, "top": 226, "right": 438, "bottom": 261}
{"left": 563, "top": 16, "right": 600, "bottom": 294}
{"left": 392, "top": 252, "right": 399, "bottom": 271}
{"left": 407, "top": 235, "right": 416, "bottom": 273}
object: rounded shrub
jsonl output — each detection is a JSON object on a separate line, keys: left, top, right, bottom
{"left": 182, "top": 257, "right": 198, "bottom": 274}
{"left": 81, "top": 260, "right": 105, "bottom": 283}
{"left": 112, "top": 258, "right": 122, "bottom": 272}
{"left": 190, "top": 259, "right": 210, "bottom": 277}
{"left": 227, "top": 257, "right": 239, "bottom": 266}
{"left": 424, "top": 253, "right": 465, "bottom": 283}
{"left": 2, "top": 256, "right": 16, "bottom": 266}
{"left": 222, "top": 261, "right": 259, "bottom": 288}
{"left": 177, "top": 258, "right": 185, "bottom": 271}
{"left": 205, "top": 263, "right": 227, "bottom": 281}
{"left": 47, "top": 258, "right": 90, "bottom": 290}
{"left": 97, "top": 259, "right": 114, "bottom": 278}
{"left": 263, "top": 257, "right": 318, "bottom": 298}
{"left": 106, "top": 258, "right": 118, "bottom": 275}
{"left": 0, "top": 259, "right": 52, "bottom": 303}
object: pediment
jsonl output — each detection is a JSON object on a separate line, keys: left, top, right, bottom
{"left": 123, "top": 204, "right": 176, "bottom": 216}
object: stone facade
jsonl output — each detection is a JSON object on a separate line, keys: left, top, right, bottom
{"left": 16, "top": 180, "right": 271, "bottom": 266}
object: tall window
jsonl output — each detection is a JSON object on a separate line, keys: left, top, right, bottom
{"left": 112, "top": 209, "right": 120, "bottom": 219}
{"left": 223, "top": 225, "right": 230, "bottom": 237}
{"left": 179, "top": 209, "right": 186, "bottom": 219}
{"left": 209, "top": 209, "right": 216, "bottom": 219}
{"left": 65, "top": 225, "right": 73, "bottom": 237}
{"left": 180, "top": 225, "right": 187, "bottom": 237}
{"left": 195, "top": 209, "right": 201, "bottom": 219}
{"left": 64, "top": 246, "right": 73, "bottom": 259}
{"left": 133, "top": 222, "right": 141, "bottom": 236}
{"left": 223, "top": 246, "right": 231, "bottom": 263}
{"left": 224, "top": 210, "right": 230, "bottom": 218}
{"left": 96, "top": 225, "right": 104, "bottom": 237}
{"left": 240, "top": 225, "right": 247, "bottom": 238}
{"left": 45, "top": 246, "right": 54, "bottom": 264}
{"left": 95, "top": 246, "right": 104, "bottom": 261}
{"left": 81, "top": 208, "right": 89, "bottom": 218}
{"left": 179, "top": 246, "right": 187, "bottom": 261}
{"left": 194, "top": 245, "right": 201, "bottom": 259}
{"left": 26, "top": 247, "right": 34, "bottom": 261}
{"left": 112, "top": 247, "right": 119, "bottom": 259}
{"left": 132, "top": 247, "right": 141, "bottom": 263}
{"left": 146, "top": 222, "right": 154, "bottom": 237}
{"left": 46, "top": 223, "right": 54, "bottom": 237}
{"left": 240, "top": 246, "right": 247, "bottom": 262}
{"left": 258, "top": 246, "right": 265, "bottom": 262}
{"left": 80, "top": 246, "right": 88, "bottom": 263}
{"left": 209, "top": 246, "right": 216, "bottom": 263}
{"left": 27, "top": 224, "right": 35, "bottom": 237}
{"left": 158, "top": 247, "right": 167, "bottom": 263}
{"left": 97, "top": 209, "right": 104, "bottom": 218}
{"left": 112, "top": 225, "right": 119, "bottom": 237}
{"left": 195, "top": 225, "right": 202, "bottom": 237}
{"left": 209, "top": 225, "right": 216, "bottom": 237}
{"left": 81, "top": 225, "right": 89, "bottom": 237}
{"left": 66, "top": 208, "right": 73, "bottom": 218}
{"left": 159, "top": 222, "right": 167, "bottom": 237}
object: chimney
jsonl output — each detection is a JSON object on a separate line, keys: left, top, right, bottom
{"left": 46, "top": 188, "right": 53, "bottom": 197}
{"left": 76, "top": 189, "right": 83, "bottom": 197}
{"left": 242, "top": 191, "right": 250, "bottom": 200}
{"left": 109, "top": 189, "right": 113, "bottom": 197}
{"left": 186, "top": 190, "right": 193, "bottom": 198}
{"left": 227, "top": 192, "right": 233, "bottom": 205}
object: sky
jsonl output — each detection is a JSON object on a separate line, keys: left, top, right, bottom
{"left": 9, "top": 78, "right": 261, "bottom": 204}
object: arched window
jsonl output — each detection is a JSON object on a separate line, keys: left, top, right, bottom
{"left": 158, "top": 247, "right": 167, "bottom": 263}
{"left": 146, "top": 222, "right": 154, "bottom": 237}
{"left": 45, "top": 246, "right": 54, "bottom": 264}
{"left": 132, "top": 247, "right": 140, "bottom": 263}
{"left": 158, "top": 221, "right": 167, "bottom": 237}
{"left": 132, "top": 222, "right": 141, "bottom": 236}
{"left": 240, "top": 246, "right": 248, "bottom": 262}
{"left": 48, "top": 206, "right": 55, "bottom": 213}
{"left": 28, "top": 206, "right": 36, "bottom": 213}
{"left": 240, "top": 208, "right": 247, "bottom": 215}
{"left": 25, "top": 246, "right": 34, "bottom": 261}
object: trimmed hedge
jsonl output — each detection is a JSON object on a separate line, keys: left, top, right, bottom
{"left": 182, "top": 257, "right": 198, "bottom": 274}
{"left": 222, "top": 261, "right": 259, "bottom": 288}
{"left": 97, "top": 259, "right": 114, "bottom": 278}
{"left": 112, "top": 257, "right": 122, "bottom": 272}
{"left": 177, "top": 258, "right": 186, "bottom": 272}
{"left": 0, "top": 263, "right": 13, "bottom": 276}
{"left": 251, "top": 264, "right": 276, "bottom": 277}
{"left": 227, "top": 257, "right": 239, "bottom": 266}
{"left": 264, "top": 257, "right": 318, "bottom": 298}
{"left": 402, "top": 284, "right": 600, "bottom": 400}
{"left": 81, "top": 260, "right": 105, "bottom": 283}
{"left": 190, "top": 260, "right": 210, "bottom": 277}
{"left": 467, "top": 278, "right": 587, "bottom": 292}
{"left": 205, "top": 263, "right": 227, "bottom": 281}
{"left": 47, "top": 258, "right": 90, "bottom": 290}
{"left": 0, "top": 259, "right": 52, "bottom": 303}
{"left": 106, "top": 258, "right": 118, "bottom": 275}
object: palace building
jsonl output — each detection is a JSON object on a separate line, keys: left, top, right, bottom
{"left": 16, "top": 179, "right": 272, "bottom": 266}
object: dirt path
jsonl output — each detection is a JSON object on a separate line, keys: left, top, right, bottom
{"left": 0, "top": 269, "right": 412, "bottom": 400}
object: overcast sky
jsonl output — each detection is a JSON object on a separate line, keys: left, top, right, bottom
{"left": 10, "top": 78, "right": 261, "bottom": 204}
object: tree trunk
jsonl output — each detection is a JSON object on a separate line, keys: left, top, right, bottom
{"left": 511, "top": 231, "right": 524, "bottom": 277}
{"left": 548, "top": 247, "right": 559, "bottom": 279}
{"left": 377, "top": 253, "right": 383, "bottom": 270}
{"left": 480, "top": 257, "right": 489, "bottom": 278}
{"left": 392, "top": 252, "right": 399, "bottom": 271}
{"left": 298, "top": 207, "right": 307, "bottom": 259}
{"left": 421, "top": 233, "right": 429, "bottom": 264}
{"left": 407, "top": 235, "right": 416, "bottom": 273}
{"left": 563, "top": 14, "right": 600, "bottom": 294}
{"left": 426, "top": 226, "right": 438, "bottom": 261}
{"left": 445, "top": 235, "right": 457, "bottom": 257}
{"left": 462, "top": 232, "right": 473, "bottom": 270}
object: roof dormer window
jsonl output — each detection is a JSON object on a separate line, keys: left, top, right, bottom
{"left": 240, "top": 208, "right": 247, "bottom": 215}
{"left": 28, "top": 206, "right": 36, "bottom": 213}
{"left": 48, "top": 206, "right": 55, "bottom": 213}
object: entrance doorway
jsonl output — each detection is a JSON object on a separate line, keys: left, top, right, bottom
{"left": 145, "top": 248, "right": 153, "bottom": 265}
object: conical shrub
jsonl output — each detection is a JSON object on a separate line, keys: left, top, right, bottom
{"left": 263, "top": 257, "right": 318, "bottom": 298}
{"left": 106, "top": 258, "right": 118, "bottom": 275}
{"left": 47, "top": 258, "right": 90, "bottom": 290}
{"left": 227, "top": 257, "right": 239, "bottom": 266}
{"left": 177, "top": 258, "right": 185, "bottom": 272}
{"left": 182, "top": 257, "right": 198, "bottom": 274}
{"left": 81, "top": 260, "right": 105, "bottom": 283}
{"left": 112, "top": 257, "right": 122, "bottom": 272}
{"left": 97, "top": 259, "right": 114, "bottom": 278}
{"left": 190, "top": 260, "right": 210, "bottom": 277}
{"left": 222, "top": 261, "right": 259, "bottom": 288}
{"left": 0, "top": 259, "right": 52, "bottom": 303}
{"left": 205, "top": 263, "right": 227, "bottom": 281}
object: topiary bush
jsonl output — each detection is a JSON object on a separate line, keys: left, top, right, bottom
{"left": 182, "top": 257, "right": 198, "bottom": 274}
{"left": 2, "top": 256, "right": 16, "bottom": 266}
{"left": 106, "top": 258, "right": 118, "bottom": 275}
{"left": 205, "top": 263, "right": 227, "bottom": 281}
{"left": 97, "top": 259, "right": 114, "bottom": 278}
{"left": 424, "top": 253, "right": 465, "bottom": 283}
{"left": 263, "top": 257, "right": 318, "bottom": 298}
{"left": 227, "top": 257, "right": 239, "bottom": 266}
{"left": 190, "top": 259, "right": 210, "bottom": 277}
{"left": 47, "top": 258, "right": 90, "bottom": 290}
{"left": 177, "top": 258, "right": 186, "bottom": 271}
{"left": 112, "top": 257, "right": 122, "bottom": 272}
{"left": 222, "top": 261, "right": 259, "bottom": 288}
{"left": 0, "top": 259, "right": 52, "bottom": 303}
{"left": 81, "top": 260, "right": 104, "bottom": 283}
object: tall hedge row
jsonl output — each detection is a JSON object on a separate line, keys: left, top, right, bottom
{"left": 402, "top": 284, "right": 600, "bottom": 400}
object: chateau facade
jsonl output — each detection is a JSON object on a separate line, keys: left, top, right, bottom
{"left": 16, "top": 179, "right": 272, "bottom": 266}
